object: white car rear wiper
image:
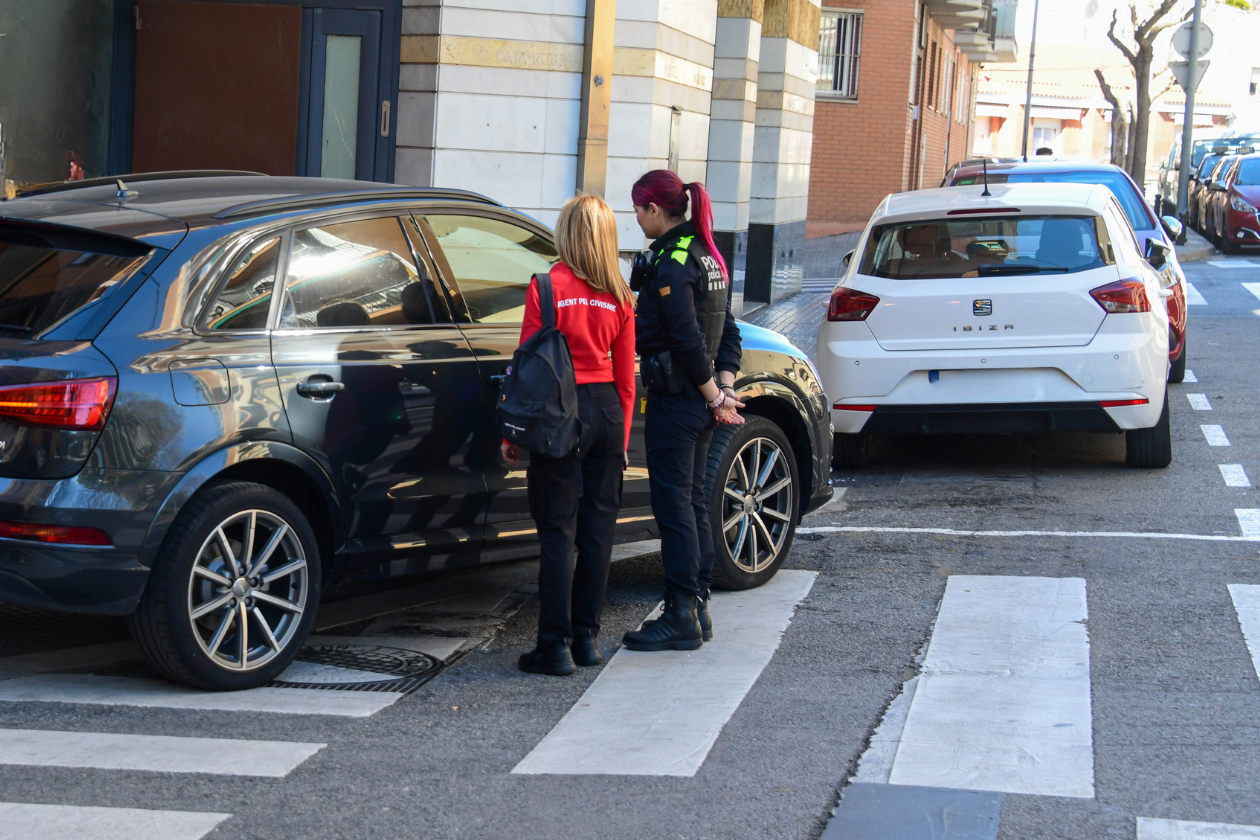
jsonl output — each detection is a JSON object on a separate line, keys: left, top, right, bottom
{"left": 977, "top": 264, "right": 1070, "bottom": 275}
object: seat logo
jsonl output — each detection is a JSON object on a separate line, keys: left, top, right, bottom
{"left": 973, "top": 299, "right": 993, "bottom": 316}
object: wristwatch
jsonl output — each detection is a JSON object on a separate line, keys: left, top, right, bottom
{"left": 707, "top": 391, "right": 726, "bottom": 411}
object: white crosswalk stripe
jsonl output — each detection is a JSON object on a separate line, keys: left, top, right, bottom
{"left": 1244, "top": 282, "right": 1260, "bottom": 302}
{"left": 1185, "top": 282, "right": 1208, "bottom": 305}
{"left": 1236, "top": 510, "right": 1260, "bottom": 539}
{"left": 1188, "top": 393, "right": 1212, "bottom": 410}
{"left": 1184, "top": 369, "right": 1198, "bottom": 382}
{"left": 0, "top": 728, "right": 323, "bottom": 776}
{"left": 0, "top": 673, "right": 401, "bottom": 717}
{"left": 886, "top": 575, "right": 1094, "bottom": 798}
{"left": 0, "top": 802, "right": 230, "bottom": 840}
{"left": 513, "top": 570, "right": 816, "bottom": 776}
{"left": 1208, "top": 259, "right": 1259, "bottom": 268}
{"left": 1139, "top": 817, "right": 1260, "bottom": 839}
{"left": 1228, "top": 584, "right": 1260, "bottom": 684}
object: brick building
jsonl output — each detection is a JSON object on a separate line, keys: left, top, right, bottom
{"left": 805, "top": 0, "right": 1013, "bottom": 236}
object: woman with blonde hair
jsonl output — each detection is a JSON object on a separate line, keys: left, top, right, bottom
{"left": 502, "top": 194, "right": 635, "bottom": 676}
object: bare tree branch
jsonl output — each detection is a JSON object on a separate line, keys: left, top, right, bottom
{"left": 1109, "top": 10, "right": 1138, "bottom": 65}
{"left": 1136, "top": 0, "right": 1179, "bottom": 40}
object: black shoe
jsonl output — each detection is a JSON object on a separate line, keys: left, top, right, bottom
{"left": 518, "top": 642, "right": 575, "bottom": 676}
{"left": 571, "top": 634, "right": 603, "bottom": 667}
{"left": 622, "top": 590, "right": 703, "bottom": 651}
{"left": 697, "top": 595, "right": 713, "bottom": 642}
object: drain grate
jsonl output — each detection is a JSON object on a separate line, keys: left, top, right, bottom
{"left": 272, "top": 644, "right": 442, "bottom": 694}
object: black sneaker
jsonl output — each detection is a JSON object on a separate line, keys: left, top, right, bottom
{"left": 571, "top": 635, "right": 603, "bottom": 667}
{"left": 518, "top": 641, "right": 576, "bottom": 676}
{"left": 622, "top": 591, "right": 703, "bottom": 651}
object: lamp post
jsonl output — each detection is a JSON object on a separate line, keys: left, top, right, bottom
{"left": 1175, "top": 0, "right": 1206, "bottom": 226}
{"left": 1020, "top": 0, "right": 1041, "bottom": 161}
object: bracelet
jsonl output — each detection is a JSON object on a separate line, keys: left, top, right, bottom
{"left": 720, "top": 384, "right": 737, "bottom": 397}
{"left": 707, "top": 392, "right": 726, "bottom": 411}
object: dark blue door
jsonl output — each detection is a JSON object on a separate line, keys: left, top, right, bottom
{"left": 305, "top": 8, "right": 382, "bottom": 181}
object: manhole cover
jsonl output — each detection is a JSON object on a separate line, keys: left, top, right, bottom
{"left": 273, "top": 644, "right": 440, "bottom": 692}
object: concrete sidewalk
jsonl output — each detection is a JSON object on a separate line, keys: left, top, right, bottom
{"left": 1177, "top": 228, "right": 1216, "bottom": 264}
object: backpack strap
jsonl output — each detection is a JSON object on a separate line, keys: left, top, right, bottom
{"left": 535, "top": 272, "right": 556, "bottom": 329}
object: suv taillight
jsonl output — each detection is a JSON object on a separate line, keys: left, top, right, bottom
{"left": 0, "top": 520, "right": 111, "bottom": 546}
{"left": 0, "top": 377, "right": 117, "bottom": 431}
{"left": 828, "top": 288, "right": 880, "bottom": 321}
{"left": 1090, "top": 279, "right": 1150, "bottom": 314}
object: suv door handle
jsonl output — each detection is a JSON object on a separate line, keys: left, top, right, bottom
{"left": 489, "top": 374, "right": 507, "bottom": 385}
{"left": 398, "top": 382, "right": 432, "bottom": 396}
{"left": 296, "top": 377, "right": 345, "bottom": 398}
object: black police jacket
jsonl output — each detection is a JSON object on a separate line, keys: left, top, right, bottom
{"left": 634, "top": 221, "right": 742, "bottom": 388}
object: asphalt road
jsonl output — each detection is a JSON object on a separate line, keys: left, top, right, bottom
{"left": 2, "top": 255, "right": 1260, "bottom": 840}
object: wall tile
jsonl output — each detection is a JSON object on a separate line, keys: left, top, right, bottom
{"left": 397, "top": 92, "right": 437, "bottom": 148}
{"left": 435, "top": 92, "right": 545, "bottom": 153}
{"left": 433, "top": 148, "right": 544, "bottom": 207}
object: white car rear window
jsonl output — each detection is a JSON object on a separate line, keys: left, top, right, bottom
{"left": 857, "top": 215, "right": 1113, "bottom": 280}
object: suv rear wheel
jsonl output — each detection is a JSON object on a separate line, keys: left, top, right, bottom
{"left": 705, "top": 416, "right": 799, "bottom": 590}
{"left": 130, "top": 481, "right": 320, "bottom": 690}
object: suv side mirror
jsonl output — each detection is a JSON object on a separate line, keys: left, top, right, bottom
{"left": 1145, "top": 238, "right": 1171, "bottom": 270}
{"left": 842, "top": 249, "right": 855, "bottom": 269}
{"left": 1160, "top": 215, "right": 1184, "bottom": 242}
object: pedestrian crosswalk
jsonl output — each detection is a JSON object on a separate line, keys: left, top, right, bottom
{"left": 0, "top": 802, "right": 231, "bottom": 840}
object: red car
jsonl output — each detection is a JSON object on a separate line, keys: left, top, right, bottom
{"left": 947, "top": 160, "right": 1189, "bottom": 383}
{"left": 1207, "top": 153, "right": 1260, "bottom": 254}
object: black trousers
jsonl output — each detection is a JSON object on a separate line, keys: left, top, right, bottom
{"left": 527, "top": 382, "right": 625, "bottom": 647}
{"left": 645, "top": 389, "right": 716, "bottom": 599}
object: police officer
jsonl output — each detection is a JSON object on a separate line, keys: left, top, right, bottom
{"left": 622, "top": 170, "right": 744, "bottom": 652}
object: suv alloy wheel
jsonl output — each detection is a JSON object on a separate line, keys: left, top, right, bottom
{"left": 130, "top": 481, "right": 321, "bottom": 690}
{"left": 705, "top": 417, "right": 799, "bottom": 590}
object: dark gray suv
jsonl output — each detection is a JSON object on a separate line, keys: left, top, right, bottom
{"left": 0, "top": 174, "right": 832, "bottom": 690}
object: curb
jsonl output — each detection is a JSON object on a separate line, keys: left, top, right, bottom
{"left": 1176, "top": 230, "right": 1217, "bottom": 264}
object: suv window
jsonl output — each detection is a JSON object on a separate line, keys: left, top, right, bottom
{"left": 858, "top": 216, "right": 1108, "bottom": 279}
{"left": 417, "top": 214, "right": 558, "bottom": 323}
{"left": 278, "top": 216, "right": 440, "bottom": 329}
{"left": 0, "top": 224, "right": 152, "bottom": 338}
{"left": 204, "top": 236, "right": 282, "bottom": 331}
{"left": 952, "top": 170, "right": 1154, "bottom": 231}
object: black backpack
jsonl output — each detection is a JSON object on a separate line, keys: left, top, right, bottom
{"left": 496, "top": 273, "right": 581, "bottom": 458}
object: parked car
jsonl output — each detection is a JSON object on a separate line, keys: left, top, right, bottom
{"left": 944, "top": 159, "right": 1188, "bottom": 383}
{"left": 819, "top": 183, "right": 1173, "bottom": 471}
{"left": 1205, "top": 152, "right": 1260, "bottom": 253}
{"left": 1187, "top": 153, "right": 1224, "bottom": 230}
{"left": 1200, "top": 155, "right": 1239, "bottom": 242}
{"left": 0, "top": 173, "right": 833, "bottom": 690}
{"left": 1157, "top": 130, "right": 1260, "bottom": 212}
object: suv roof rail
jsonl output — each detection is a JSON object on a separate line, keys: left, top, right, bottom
{"left": 18, "top": 170, "right": 268, "bottom": 198}
{"left": 212, "top": 188, "right": 500, "bottom": 219}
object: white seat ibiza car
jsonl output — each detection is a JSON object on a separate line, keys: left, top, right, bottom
{"left": 817, "top": 182, "right": 1173, "bottom": 468}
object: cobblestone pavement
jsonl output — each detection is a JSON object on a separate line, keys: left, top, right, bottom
{"left": 744, "top": 289, "right": 829, "bottom": 363}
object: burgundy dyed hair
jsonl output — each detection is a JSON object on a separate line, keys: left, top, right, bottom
{"left": 631, "top": 170, "right": 728, "bottom": 282}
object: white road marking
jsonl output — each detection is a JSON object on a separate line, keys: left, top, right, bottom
{"left": 1244, "top": 282, "right": 1260, "bottom": 302}
{"left": 1228, "top": 584, "right": 1260, "bottom": 684}
{"left": 1188, "top": 393, "right": 1212, "bottom": 410}
{"left": 1208, "top": 259, "right": 1259, "bottom": 268}
{"left": 512, "top": 570, "right": 817, "bottom": 776}
{"left": 0, "top": 802, "right": 229, "bottom": 840}
{"left": 1138, "top": 817, "right": 1260, "bottom": 839}
{"left": 0, "top": 729, "right": 322, "bottom": 777}
{"left": 798, "top": 525, "right": 1260, "bottom": 542}
{"left": 852, "top": 675, "right": 919, "bottom": 783}
{"left": 1202, "top": 425, "right": 1230, "bottom": 446}
{"left": 1184, "top": 282, "right": 1208, "bottom": 305}
{"left": 888, "top": 575, "right": 1094, "bottom": 798}
{"left": 1220, "top": 464, "right": 1252, "bottom": 487}
{"left": 0, "top": 674, "right": 401, "bottom": 717}
{"left": 1184, "top": 369, "right": 1198, "bottom": 382}
{"left": 1237, "top": 510, "right": 1260, "bottom": 539}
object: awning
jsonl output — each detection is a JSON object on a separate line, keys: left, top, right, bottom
{"left": 975, "top": 103, "right": 1009, "bottom": 117}
{"left": 1029, "top": 106, "right": 1085, "bottom": 120}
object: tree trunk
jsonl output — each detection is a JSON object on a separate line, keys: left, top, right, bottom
{"left": 1094, "top": 69, "right": 1128, "bottom": 168}
{"left": 1129, "top": 46, "right": 1153, "bottom": 186}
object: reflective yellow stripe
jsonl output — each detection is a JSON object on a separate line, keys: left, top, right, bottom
{"left": 671, "top": 250, "right": 688, "bottom": 264}
{"left": 676, "top": 236, "right": 693, "bottom": 248}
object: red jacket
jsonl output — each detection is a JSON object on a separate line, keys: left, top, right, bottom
{"left": 518, "top": 263, "right": 635, "bottom": 451}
